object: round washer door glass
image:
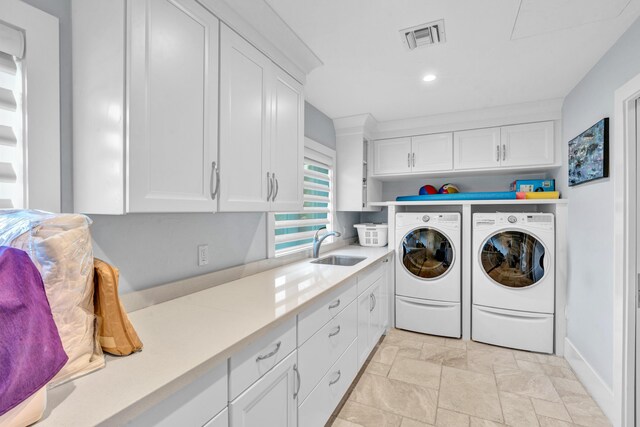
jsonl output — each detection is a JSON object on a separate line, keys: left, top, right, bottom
{"left": 401, "top": 228, "right": 454, "bottom": 280}
{"left": 480, "top": 231, "right": 546, "bottom": 288}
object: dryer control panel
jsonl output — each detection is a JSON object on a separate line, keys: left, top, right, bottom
{"left": 396, "top": 212, "right": 460, "bottom": 228}
{"left": 473, "top": 213, "right": 554, "bottom": 230}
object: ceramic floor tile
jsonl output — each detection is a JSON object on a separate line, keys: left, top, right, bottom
{"left": 444, "top": 338, "right": 467, "bottom": 350}
{"left": 550, "top": 377, "right": 588, "bottom": 397}
{"left": 435, "top": 408, "right": 470, "bottom": 426}
{"left": 516, "top": 359, "right": 547, "bottom": 374}
{"left": 536, "top": 354, "right": 570, "bottom": 368}
{"left": 366, "top": 361, "right": 391, "bottom": 377}
{"left": 499, "top": 391, "right": 539, "bottom": 427}
{"left": 439, "top": 366, "right": 504, "bottom": 423}
{"left": 469, "top": 417, "right": 507, "bottom": 426}
{"left": 420, "top": 343, "right": 467, "bottom": 369}
{"left": 466, "top": 349, "right": 518, "bottom": 375}
{"left": 541, "top": 365, "right": 577, "bottom": 381}
{"left": 332, "top": 418, "right": 365, "bottom": 427}
{"left": 531, "top": 397, "right": 572, "bottom": 422}
{"left": 562, "top": 395, "right": 611, "bottom": 427}
{"left": 401, "top": 418, "right": 435, "bottom": 427}
{"left": 350, "top": 373, "right": 438, "bottom": 424}
{"left": 537, "top": 416, "right": 579, "bottom": 427}
{"left": 513, "top": 350, "right": 543, "bottom": 363}
{"left": 373, "top": 345, "right": 400, "bottom": 365}
{"left": 337, "top": 400, "right": 402, "bottom": 427}
{"left": 388, "top": 358, "right": 442, "bottom": 389}
{"left": 495, "top": 370, "right": 562, "bottom": 402}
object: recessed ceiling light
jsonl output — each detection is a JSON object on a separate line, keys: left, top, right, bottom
{"left": 422, "top": 74, "right": 437, "bottom": 82}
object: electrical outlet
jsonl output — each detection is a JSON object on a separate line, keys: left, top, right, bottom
{"left": 198, "top": 244, "right": 209, "bottom": 266}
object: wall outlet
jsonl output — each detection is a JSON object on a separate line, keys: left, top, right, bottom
{"left": 198, "top": 244, "right": 209, "bottom": 266}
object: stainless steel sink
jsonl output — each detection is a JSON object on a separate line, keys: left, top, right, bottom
{"left": 310, "top": 255, "right": 366, "bottom": 266}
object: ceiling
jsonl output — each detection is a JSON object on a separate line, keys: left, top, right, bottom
{"left": 266, "top": 0, "right": 640, "bottom": 122}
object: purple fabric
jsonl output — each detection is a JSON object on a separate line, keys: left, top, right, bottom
{"left": 0, "top": 246, "right": 68, "bottom": 416}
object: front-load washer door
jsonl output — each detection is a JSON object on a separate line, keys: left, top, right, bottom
{"left": 473, "top": 229, "right": 554, "bottom": 313}
{"left": 396, "top": 226, "right": 460, "bottom": 302}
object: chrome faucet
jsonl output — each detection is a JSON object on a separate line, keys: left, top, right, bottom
{"left": 312, "top": 227, "right": 342, "bottom": 258}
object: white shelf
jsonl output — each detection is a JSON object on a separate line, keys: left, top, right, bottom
{"left": 369, "top": 199, "right": 567, "bottom": 207}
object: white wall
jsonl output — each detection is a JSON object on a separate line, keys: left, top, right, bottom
{"left": 553, "top": 16, "right": 640, "bottom": 389}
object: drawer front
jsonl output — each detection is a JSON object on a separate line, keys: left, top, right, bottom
{"left": 298, "top": 339, "right": 358, "bottom": 427}
{"left": 298, "top": 278, "right": 357, "bottom": 345}
{"left": 204, "top": 408, "right": 228, "bottom": 427}
{"left": 357, "top": 261, "right": 384, "bottom": 295}
{"left": 298, "top": 299, "right": 357, "bottom": 402}
{"left": 126, "top": 361, "right": 227, "bottom": 426}
{"left": 230, "top": 316, "right": 297, "bottom": 400}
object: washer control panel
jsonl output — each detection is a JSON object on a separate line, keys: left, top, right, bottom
{"left": 507, "top": 215, "right": 518, "bottom": 224}
{"left": 422, "top": 215, "right": 430, "bottom": 222}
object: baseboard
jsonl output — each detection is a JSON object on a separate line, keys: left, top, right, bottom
{"left": 563, "top": 337, "right": 615, "bottom": 424}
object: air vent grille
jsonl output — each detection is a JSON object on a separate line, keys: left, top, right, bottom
{"left": 400, "top": 19, "right": 446, "bottom": 50}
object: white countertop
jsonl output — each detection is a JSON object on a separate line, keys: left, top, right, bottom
{"left": 38, "top": 245, "right": 392, "bottom": 426}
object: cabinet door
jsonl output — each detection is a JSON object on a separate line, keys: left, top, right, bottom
{"left": 219, "top": 24, "right": 271, "bottom": 212}
{"left": 128, "top": 0, "right": 219, "bottom": 212}
{"left": 229, "top": 351, "right": 298, "bottom": 427}
{"left": 501, "top": 122, "right": 554, "bottom": 168}
{"left": 270, "top": 68, "right": 304, "bottom": 212}
{"left": 368, "top": 281, "right": 383, "bottom": 350}
{"left": 411, "top": 133, "right": 453, "bottom": 173}
{"left": 357, "top": 290, "right": 371, "bottom": 368}
{"left": 372, "top": 138, "right": 411, "bottom": 175}
{"left": 453, "top": 128, "right": 500, "bottom": 171}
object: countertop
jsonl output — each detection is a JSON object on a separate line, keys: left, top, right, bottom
{"left": 38, "top": 245, "right": 392, "bottom": 426}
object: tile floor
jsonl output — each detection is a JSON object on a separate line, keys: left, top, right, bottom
{"left": 328, "top": 329, "right": 611, "bottom": 427}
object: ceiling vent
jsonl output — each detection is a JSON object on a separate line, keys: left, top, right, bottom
{"left": 400, "top": 19, "right": 446, "bottom": 50}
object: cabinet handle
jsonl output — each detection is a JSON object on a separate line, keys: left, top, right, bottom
{"left": 412, "top": 152, "right": 415, "bottom": 167}
{"left": 407, "top": 153, "right": 411, "bottom": 167}
{"left": 273, "top": 173, "right": 279, "bottom": 201}
{"left": 370, "top": 293, "right": 377, "bottom": 312}
{"left": 328, "top": 299, "right": 341, "bottom": 309}
{"left": 502, "top": 144, "right": 506, "bottom": 161}
{"left": 329, "top": 370, "right": 341, "bottom": 386}
{"left": 256, "top": 341, "right": 281, "bottom": 362}
{"left": 328, "top": 325, "right": 341, "bottom": 337}
{"left": 266, "top": 172, "right": 272, "bottom": 201}
{"left": 383, "top": 258, "right": 389, "bottom": 263}
{"left": 496, "top": 145, "right": 500, "bottom": 162}
{"left": 210, "top": 161, "right": 220, "bottom": 200}
{"left": 293, "top": 363, "right": 301, "bottom": 399}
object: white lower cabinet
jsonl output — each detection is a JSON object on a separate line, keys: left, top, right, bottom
{"left": 229, "top": 351, "right": 298, "bottom": 427}
{"left": 298, "top": 339, "right": 358, "bottom": 427}
{"left": 204, "top": 408, "right": 228, "bottom": 427}
{"left": 357, "top": 279, "right": 383, "bottom": 367}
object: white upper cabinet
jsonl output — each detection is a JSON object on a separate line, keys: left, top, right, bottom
{"left": 500, "top": 122, "right": 554, "bottom": 167}
{"left": 412, "top": 133, "right": 453, "bottom": 173}
{"left": 128, "top": 0, "right": 219, "bottom": 213}
{"left": 219, "top": 25, "right": 271, "bottom": 212}
{"left": 373, "top": 138, "right": 411, "bottom": 175}
{"left": 219, "top": 24, "right": 303, "bottom": 212}
{"left": 453, "top": 127, "right": 501, "bottom": 171}
{"left": 270, "top": 68, "right": 304, "bottom": 212}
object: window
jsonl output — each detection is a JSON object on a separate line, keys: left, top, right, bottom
{"left": 270, "top": 139, "right": 336, "bottom": 257}
{"left": 0, "top": 1, "right": 60, "bottom": 212}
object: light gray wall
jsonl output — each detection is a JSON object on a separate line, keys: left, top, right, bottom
{"left": 552, "top": 16, "right": 640, "bottom": 388}
{"left": 20, "top": 0, "right": 73, "bottom": 213}
{"left": 305, "top": 101, "right": 336, "bottom": 149}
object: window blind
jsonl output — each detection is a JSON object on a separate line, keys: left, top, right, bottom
{"left": 0, "top": 51, "right": 23, "bottom": 208}
{"left": 274, "top": 152, "right": 334, "bottom": 256}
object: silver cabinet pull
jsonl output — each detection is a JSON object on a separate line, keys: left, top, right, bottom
{"left": 328, "top": 299, "right": 340, "bottom": 309}
{"left": 502, "top": 144, "right": 506, "bottom": 161}
{"left": 293, "top": 363, "right": 301, "bottom": 399}
{"left": 370, "top": 293, "right": 374, "bottom": 312}
{"left": 372, "top": 293, "right": 377, "bottom": 310}
{"left": 256, "top": 341, "right": 281, "bottom": 362}
{"left": 266, "top": 172, "right": 272, "bottom": 201}
{"left": 328, "top": 325, "right": 341, "bottom": 337}
{"left": 496, "top": 145, "right": 500, "bottom": 162}
{"left": 407, "top": 152, "right": 410, "bottom": 167}
{"left": 210, "top": 161, "right": 220, "bottom": 200}
{"left": 412, "top": 152, "right": 415, "bottom": 167}
{"left": 329, "top": 370, "right": 341, "bottom": 386}
{"left": 382, "top": 258, "right": 389, "bottom": 263}
{"left": 273, "top": 173, "right": 279, "bottom": 201}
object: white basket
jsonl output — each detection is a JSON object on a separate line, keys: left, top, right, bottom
{"left": 354, "top": 223, "right": 388, "bottom": 247}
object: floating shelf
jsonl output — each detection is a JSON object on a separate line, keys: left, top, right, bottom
{"left": 369, "top": 199, "right": 568, "bottom": 207}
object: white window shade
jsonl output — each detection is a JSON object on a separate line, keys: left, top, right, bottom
{"left": 0, "top": 52, "right": 23, "bottom": 208}
{"left": 273, "top": 145, "right": 335, "bottom": 256}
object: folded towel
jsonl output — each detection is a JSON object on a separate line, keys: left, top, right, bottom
{"left": 94, "top": 258, "right": 143, "bottom": 356}
{"left": 0, "top": 247, "right": 68, "bottom": 416}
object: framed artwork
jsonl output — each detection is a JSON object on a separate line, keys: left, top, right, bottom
{"left": 568, "top": 118, "right": 609, "bottom": 186}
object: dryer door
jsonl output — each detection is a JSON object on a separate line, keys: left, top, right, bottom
{"left": 480, "top": 230, "right": 547, "bottom": 288}
{"left": 401, "top": 227, "right": 454, "bottom": 280}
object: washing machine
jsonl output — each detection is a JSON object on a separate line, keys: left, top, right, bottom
{"left": 395, "top": 212, "right": 461, "bottom": 338}
{"left": 472, "top": 212, "right": 555, "bottom": 353}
